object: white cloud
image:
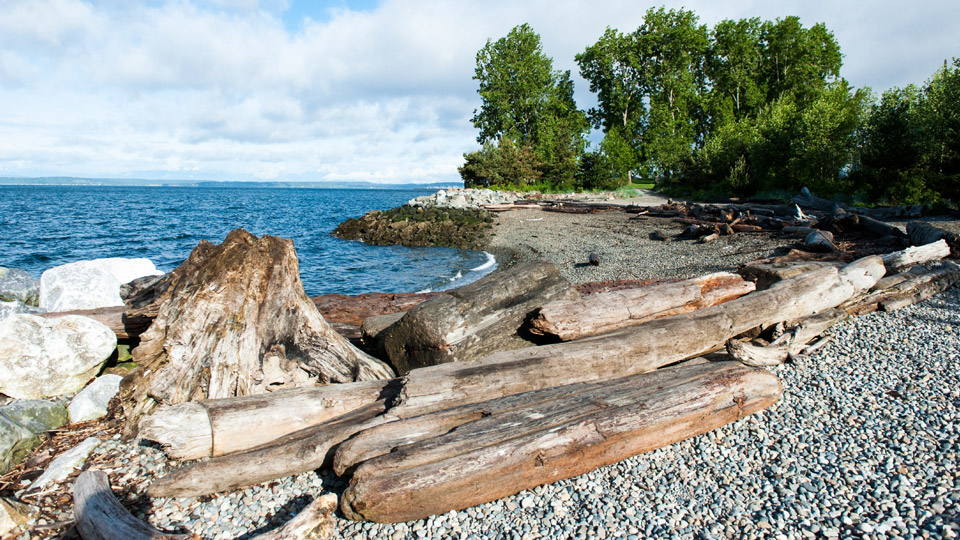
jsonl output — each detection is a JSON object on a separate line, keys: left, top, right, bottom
{"left": 0, "top": 0, "right": 957, "bottom": 183}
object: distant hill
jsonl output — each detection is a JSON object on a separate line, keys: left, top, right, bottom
{"left": 0, "top": 177, "right": 463, "bottom": 190}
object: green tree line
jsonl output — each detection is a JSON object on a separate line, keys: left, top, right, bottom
{"left": 459, "top": 8, "right": 960, "bottom": 205}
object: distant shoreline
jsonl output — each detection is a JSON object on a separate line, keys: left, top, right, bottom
{"left": 0, "top": 177, "right": 462, "bottom": 190}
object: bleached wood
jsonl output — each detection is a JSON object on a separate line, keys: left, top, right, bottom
{"left": 121, "top": 229, "right": 394, "bottom": 435}
{"left": 256, "top": 493, "right": 338, "bottom": 540}
{"left": 339, "top": 362, "right": 781, "bottom": 523}
{"left": 725, "top": 309, "right": 845, "bottom": 366}
{"left": 73, "top": 470, "right": 197, "bottom": 540}
{"left": 528, "top": 273, "right": 755, "bottom": 341}
{"left": 881, "top": 239, "right": 950, "bottom": 273}
{"left": 138, "top": 380, "right": 395, "bottom": 460}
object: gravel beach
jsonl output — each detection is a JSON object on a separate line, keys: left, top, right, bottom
{"left": 7, "top": 205, "right": 960, "bottom": 540}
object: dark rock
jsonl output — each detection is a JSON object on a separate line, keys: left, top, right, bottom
{"left": 649, "top": 230, "right": 670, "bottom": 242}
{"left": 589, "top": 253, "right": 601, "bottom": 266}
{"left": 333, "top": 205, "right": 494, "bottom": 250}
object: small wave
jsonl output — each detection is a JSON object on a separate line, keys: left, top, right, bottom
{"left": 470, "top": 252, "right": 496, "bottom": 272}
{"left": 449, "top": 271, "right": 462, "bottom": 282}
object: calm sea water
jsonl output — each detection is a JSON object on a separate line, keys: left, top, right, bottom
{"left": 0, "top": 185, "right": 495, "bottom": 296}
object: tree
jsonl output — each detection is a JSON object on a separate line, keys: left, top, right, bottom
{"left": 467, "top": 23, "right": 588, "bottom": 189}
{"left": 705, "top": 18, "right": 766, "bottom": 126}
{"left": 917, "top": 58, "right": 960, "bottom": 200}
{"left": 459, "top": 139, "right": 542, "bottom": 188}
{"left": 853, "top": 86, "right": 925, "bottom": 202}
{"left": 759, "top": 17, "right": 842, "bottom": 106}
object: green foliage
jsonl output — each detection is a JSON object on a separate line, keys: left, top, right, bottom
{"left": 466, "top": 23, "right": 588, "bottom": 190}
{"left": 459, "top": 139, "right": 542, "bottom": 188}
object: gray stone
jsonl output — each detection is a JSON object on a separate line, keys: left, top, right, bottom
{"left": 0, "top": 300, "right": 37, "bottom": 323}
{"left": 0, "top": 400, "right": 68, "bottom": 434}
{"left": 39, "top": 257, "right": 163, "bottom": 312}
{"left": 28, "top": 436, "right": 100, "bottom": 492}
{"left": 0, "top": 416, "right": 37, "bottom": 475}
{"left": 0, "top": 268, "right": 39, "bottom": 307}
{"left": 68, "top": 374, "right": 123, "bottom": 423}
{"left": 0, "top": 314, "right": 116, "bottom": 399}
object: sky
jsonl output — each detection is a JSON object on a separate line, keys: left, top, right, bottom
{"left": 0, "top": 0, "right": 957, "bottom": 184}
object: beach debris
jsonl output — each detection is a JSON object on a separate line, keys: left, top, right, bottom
{"left": 380, "top": 262, "right": 578, "bottom": 374}
{"left": 0, "top": 314, "right": 116, "bottom": 399}
{"left": 908, "top": 221, "right": 960, "bottom": 256}
{"left": 120, "top": 229, "right": 394, "bottom": 437}
{"left": 142, "top": 257, "right": 883, "bottom": 501}
{"left": 528, "top": 272, "right": 754, "bottom": 341}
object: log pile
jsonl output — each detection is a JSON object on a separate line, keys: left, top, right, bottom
{"left": 65, "top": 224, "right": 960, "bottom": 535}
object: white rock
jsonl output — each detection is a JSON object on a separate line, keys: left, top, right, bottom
{"left": 27, "top": 437, "right": 100, "bottom": 493}
{"left": 39, "top": 258, "right": 162, "bottom": 312}
{"left": 0, "top": 300, "right": 37, "bottom": 323}
{"left": 0, "top": 314, "right": 116, "bottom": 399}
{"left": 68, "top": 374, "right": 123, "bottom": 423}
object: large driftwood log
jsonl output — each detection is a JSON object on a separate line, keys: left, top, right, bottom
{"left": 381, "top": 262, "right": 578, "bottom": 374}
{"left": 121, "top": 229, "right": 394, "bottom": 435}
{"left": 145, "top": 258, "right": 882, "bottom": 497}
{"left": 841, "top": 261, "right": 960, "bottom": 315}
{"left": 528, "top": 272, "right": 755, "bottom": 341}
{"left": 74, "top": 470, "right": 198, "bottom": 540}
{"left": 908, "top": 221, "right": 960, "bottom": 257}
{"left": 339, "top": 361, "right": 781, "bottom": 523}
{"left": 148, "top": 402, "right": 392, "bottom": 498}
{"left": 138, "top": 379, "right": 398, "bottom": 460}
{"left": 881, "top": 239, "right": 951, "bottom": 273}
{"left": 792, "top": 187, "right": 924, "bottom": 219}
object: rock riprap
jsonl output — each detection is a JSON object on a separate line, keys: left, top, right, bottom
{"left": 68, "top": 374, "right": 123, "bottom": 423}
{"left": 334, "top": 205, "right": 494, "bottom": 250}
{"left": 0, "top": 267, "right": 39, "bottom": 306}
{"left": 0, "top": 314, "right": 116, "bottom": 399}
{"left": 39, "top": 257, "right": 163, "bottom": 312}
{"left": 407, "top": 188, "right": 518, "bottom": 209}
{"left": 0, "top": 300, "right": 38, "bottom": 323}
{"left": 0, "top": 400, "right": 68, "bottom": 474}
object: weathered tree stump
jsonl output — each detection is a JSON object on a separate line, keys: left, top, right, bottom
{"left": 121, "top": 229, "right": 394, "bottom": 434}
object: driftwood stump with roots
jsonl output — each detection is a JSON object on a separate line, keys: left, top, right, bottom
{"left": 121, "top": 229, "right": 394, "bottom": 435}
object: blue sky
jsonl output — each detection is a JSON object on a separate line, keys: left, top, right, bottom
{"left": 0, "top": 0, "right": 958, "bottom": 183}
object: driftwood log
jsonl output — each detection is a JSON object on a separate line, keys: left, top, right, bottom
{"left": 74, "top": 470, "right": 198, "bottom": 540}
{"left": 841, "top": 261, "right": 960, "bottom": 315}
{"left": 338, "top": 361, "right": 781, "bottom": 523}
{"left": 881, "top": 239, "right": 951, "bottom": 273}
{"left": 804, "top": 230, "right": 839, "bottom": 253}
{"left": 143, "top": 257, "right": 883, "bottom": 497}
{"left": 528, "top": 272, "right": 755, "bottom": 341}
{"left": 725, "top": 309, "right": 846, "bottom": 366}
{"left": 121, "top": 229, "right": 394, "bottom": 435}
{"left": 908, "top": 222, "right": 960, "bottom": 257}
{"left": 139, "top": 379, "right": 398, "bottom": 460}
{"left": 381, "top": 262, "right": 578, "bottom": 374}
{"left": 792, "top": 187, "right": 924, "bottom": 219}
{"left": 74, "top": 470, "right": 337, "bottom": 540}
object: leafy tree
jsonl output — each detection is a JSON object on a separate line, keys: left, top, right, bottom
{"left": 467, "top": 23, "right": 588, "bottom": 188}
{"left": 459, "top": 139, "right": 542, "bottom": 188}
{"left": 705, "top": 17, "right": 766, "bottom": 126}
{"left": 759, "top": 17, "right": 842, "bottom": 106}
{"left": 853, "top": 86, "right": 925, "bottom": 202}
{"left": 917, "top": 59, "right": 960, "bottom": 200}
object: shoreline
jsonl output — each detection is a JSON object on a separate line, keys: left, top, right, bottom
{"left": 4, "top": 202, "right": 960, "bottom": 540}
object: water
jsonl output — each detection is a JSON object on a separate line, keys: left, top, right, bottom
{"left": 0, "top": 185, "right": 496, "bottom": 296}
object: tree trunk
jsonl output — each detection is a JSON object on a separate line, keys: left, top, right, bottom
{"left": 528, "top": 273, "right": 754, "bottom": 341}
{"left": 339, "top": 361, "right": 781, "bottom": 523}
{"left": 121, "top": 229, "right": 394, "bottom": 436}
{"left": 381, "top": 262, "right": 578, "bottom": 375}
{"left": 881, "top": 239, "right": 950, "bottom": 273}
{"left": 908, "top": 221, "right": 960, "bottom": 257}
{"left": 138, "top": 379, "right": 399, "bottom": 460}
{"left": 804, "top": 230, "right": 839, "bottom": 253}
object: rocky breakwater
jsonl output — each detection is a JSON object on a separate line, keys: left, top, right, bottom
{"left": 333, "top": 188, "right": 512, "bottom": 250}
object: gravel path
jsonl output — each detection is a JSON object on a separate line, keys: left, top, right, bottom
{"left": 9, "top": 207, "right": 960, "bottom": 540}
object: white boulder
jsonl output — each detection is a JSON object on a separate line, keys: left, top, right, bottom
{"left": 27, "top": 437, "right": 100, "bottom": 493}
{"left": 39, "top": 258, "right": 163, "bottom": 312}
{"left": 68, "top": 374, "right": 123, "bottom": 423}
{"left": 0, "top": 314, "right": 116, "bottom": 399}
